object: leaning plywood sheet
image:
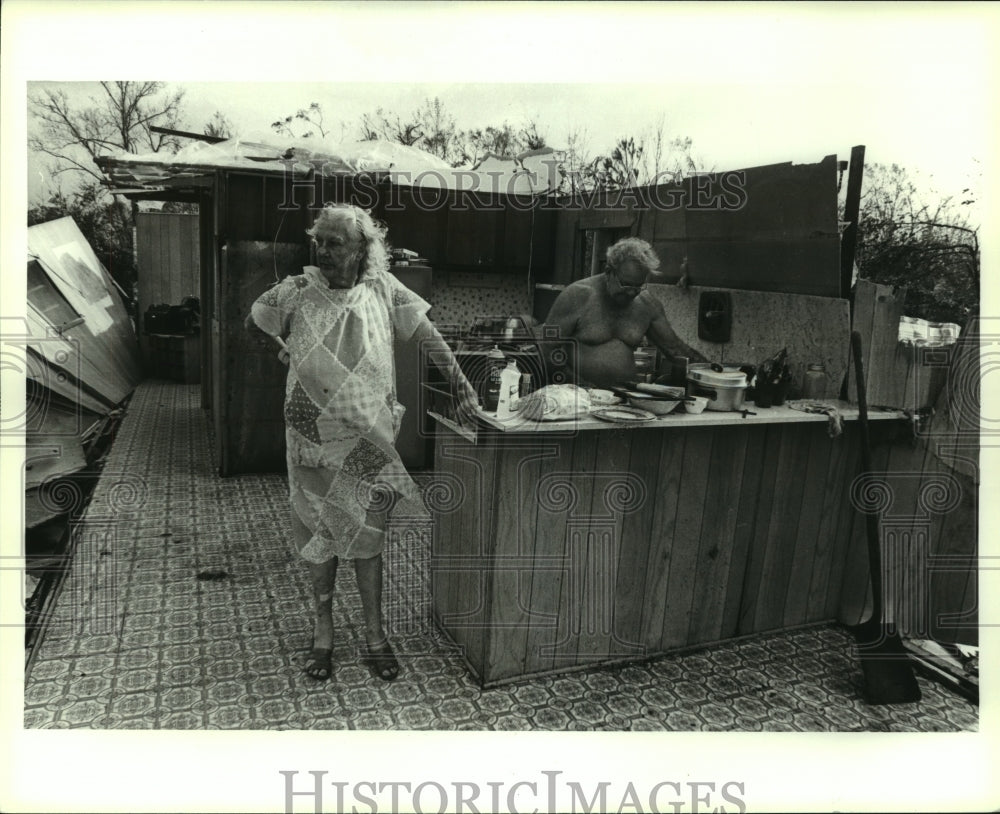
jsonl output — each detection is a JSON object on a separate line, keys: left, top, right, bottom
{"left": 645, "top": 156, "right": 842, "bottom": 297}
{"left": 848, "top": 279, "right": 950, "bottom": 410}
{"left": 647, "top": 284, "right": 850, "bottom": 398}
{"left": 925, "top": 318, "right": 979, "bottom": 484}
{"left": 220, "top": 240, "right": 306, "bottom": 474}
{"left": 25, "top": 306, "right": 115, "bottom": 416}
{"left": 27, "top": 217, "right": 142, "bottom": 406}
{"left": 25, "top": 403, "right": 91, "bottom": 489}
{"left": 24, "top": 488, "right": 61, "bottom": 529}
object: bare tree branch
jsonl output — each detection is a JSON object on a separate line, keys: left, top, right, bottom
{"left": 28, "top": 81, "right": 188, "bottom": 193}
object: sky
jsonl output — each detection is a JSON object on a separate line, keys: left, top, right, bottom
{"left": 3, "top": 3, "right": 1000, "bottom": 814}
{"left": 16, "top": 4, "right": 996, "bottom": 227}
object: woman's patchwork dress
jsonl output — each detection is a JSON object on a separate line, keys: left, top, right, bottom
{"left": 250, "top": 265, "right": 429, "bottom": 561}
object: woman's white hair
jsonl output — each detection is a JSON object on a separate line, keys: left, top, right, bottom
{"left": 307, "top": 203, "right": 391, "bottom": 279}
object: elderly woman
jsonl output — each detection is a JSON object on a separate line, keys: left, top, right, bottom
{"left": 246, "top": 203, "right": 479, "bottom": 681}
{"left": 541, "top": 236, "right": 706, "bottom": 388}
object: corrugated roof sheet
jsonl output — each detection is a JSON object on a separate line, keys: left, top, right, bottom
{"left": 95, "top": 136, "right": 561, "bottom": 194}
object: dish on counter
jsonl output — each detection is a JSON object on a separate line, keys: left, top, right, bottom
{"left": 631, "top": 382, "right": 688, "bottom": 399}
{"left": 586, "top": 388, "right": 622, "bottom": 406}
{"left": 624, "top": 391, "right": 682, "bottom": 415}
{"left": 591, "top": 406, "right": 657, "bottom": 424}
{"left": 684, "top": 396, "right": 709, "bottom": 414}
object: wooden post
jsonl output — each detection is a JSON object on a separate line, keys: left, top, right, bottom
{"left": 840, "top": 145, "right": 866, "bottom": 300}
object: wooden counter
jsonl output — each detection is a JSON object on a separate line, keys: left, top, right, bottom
{"left": 474, "top": 400, "right": 900, "bottom": 432}
{"left": 429, "top": 402, "right": 904, "bottom": 686}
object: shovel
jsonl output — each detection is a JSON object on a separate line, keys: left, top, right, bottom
{"left": 849, "top": 330, "right": 921, "bottom": 704}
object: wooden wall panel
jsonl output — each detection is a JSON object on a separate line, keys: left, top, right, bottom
{"left": 431, "top": 439, "right": 498, "bottom": 675}
{"left": 640, "top": 431, "right": 686, "bottom": 651}
{"left": 651, "top": 198, "right": 686, "bottom": 241}
{"left": 577, "top": 430, "right": 632, "bottom": 663}
{"left": 808, "top": 431, "right": 854, "bottom": 621}
{"left": 683, "top": 237, "right": 841, "bottom": 297}
{"left": 563, "top": 433, "right": 600, "bottom": 669}
{"left": 431, "top": 405, "right": 977, "bottom": 685}
{"left": 200, "top": 196, "right": 216, "bottom": 411}
{"left": 537, "top": 155, "right": 845, "bottom": 303}
{"left": 467, "top": 439, "right": 501, "bottom": 673}
{"left": 647, "top": 240, "right": 689, "bottom": 282}
{"left": 525, "top": 438, "right": 577, "bottom": 674}
{"left": 782, "top": 427, "right": 835, "bottom": 627}
{"left": 380, "top": 186, "right": 449, "bottom": 264}
{"left": 225, "top": 174, "right": 266, "bottom": 241}
{"left": 484, "top": 444, "right": 555, "bottom": 681}
{"left": 742, "top": 426, "right": 808, "bottom": 633}
{"left": 502, "top": 200, "right": 555, "bottom": 273}
{"left": 722, "top": 425, "right": 768, "bottom": 638}
{"left": 684, "top": 158, "right": 838, "bottom": 242}
{"left": 737, "top": 425, "right": 782, "bottom": 634}
{"left": 659, "top": 428, "right": 713, "bottom": 650}
{"left": 821, "top": 426, "right": 863, "bottom": 620}
{"left": 135, "top": 211, "right": 200, "bottom": 372}
{"left": 613, "top": 428, "right": 664, "bottom": 658}
{"left": 549, "top": 208, "right": 580, "bottom": 287}
{"left": 761, "top": 425, "right": 813, "bottom": 631}
{"left": 221, "top": 240, "right": 306, "bottom": 474}
{"left": 687, "top": 425, "right": 748, "bottom": 644}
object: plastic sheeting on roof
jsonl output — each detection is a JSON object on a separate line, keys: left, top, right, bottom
{"left": 101, "top": 134, "right": 563, "bottom": 195}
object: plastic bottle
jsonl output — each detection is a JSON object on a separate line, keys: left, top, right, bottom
{"left": 482, "top": 345, "right": 505, "bottom": 412}
{"left": 802, "top": 363, "right": 826, "bottom": 400}
{"left": 496, "top": 359, "right": 521, "bottom": 419}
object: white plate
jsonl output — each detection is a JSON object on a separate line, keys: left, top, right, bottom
{"left": 591, "top": 406, "right": 657, "bottom": 423}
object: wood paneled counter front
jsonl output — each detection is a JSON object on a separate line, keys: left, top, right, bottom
{"left": 428, "top": 403, "right": 904, "bottom": 687}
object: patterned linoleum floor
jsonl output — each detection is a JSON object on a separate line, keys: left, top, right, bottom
{"left": 23, "top": 381, "right": 978, "bottom": 731}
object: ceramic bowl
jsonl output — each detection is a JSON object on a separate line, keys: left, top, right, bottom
{"left": 684, "top": 396, "right": 709, "bottom": 414}
{"left": 626, "top": 392, "right": 680, "bottom": 415}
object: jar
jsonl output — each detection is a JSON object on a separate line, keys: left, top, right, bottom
{"left": 802, "top": 363, "right": 826, "bottom": 399}
{"left": 520, "top": 373, "right": 534, "bottom": 398}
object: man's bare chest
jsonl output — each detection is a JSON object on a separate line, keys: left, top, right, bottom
{"left": 575, "top": 297, "right": 650, "bottom": 346}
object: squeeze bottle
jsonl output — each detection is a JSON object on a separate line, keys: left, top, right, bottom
{"left": 496, "top": 359, "right": 521, "bottom": 419}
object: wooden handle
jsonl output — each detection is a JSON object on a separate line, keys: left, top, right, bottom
{"left": 851, "top": 329, "right": 883, "bottom": 618}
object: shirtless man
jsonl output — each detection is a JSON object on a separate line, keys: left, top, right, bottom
{"left": 543, "top": 237, "right": 706, "bottom": 388}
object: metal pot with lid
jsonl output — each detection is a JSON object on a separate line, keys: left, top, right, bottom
{"left": 686, "top": 363, "right": 748, "bottom": 411}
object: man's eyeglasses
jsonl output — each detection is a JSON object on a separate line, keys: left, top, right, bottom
{"left": 612, "top": 270, "right": 647, "bottom": 295}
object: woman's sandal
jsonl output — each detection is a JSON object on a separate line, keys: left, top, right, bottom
{"left": 362, "top": 639, "right": 400, "bottom": 682}
{"left": 304, "top": 643, "right": 333, "bottom": 681}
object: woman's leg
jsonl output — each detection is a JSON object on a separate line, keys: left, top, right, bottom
{"left": 353, "top": 501, "right": 399, "bottom": 680}
{"left": 354, "top": 503, "right": 388, "bottom": 647}
{"left": 295, "top": 510, "right": 338, "bottom": 680}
